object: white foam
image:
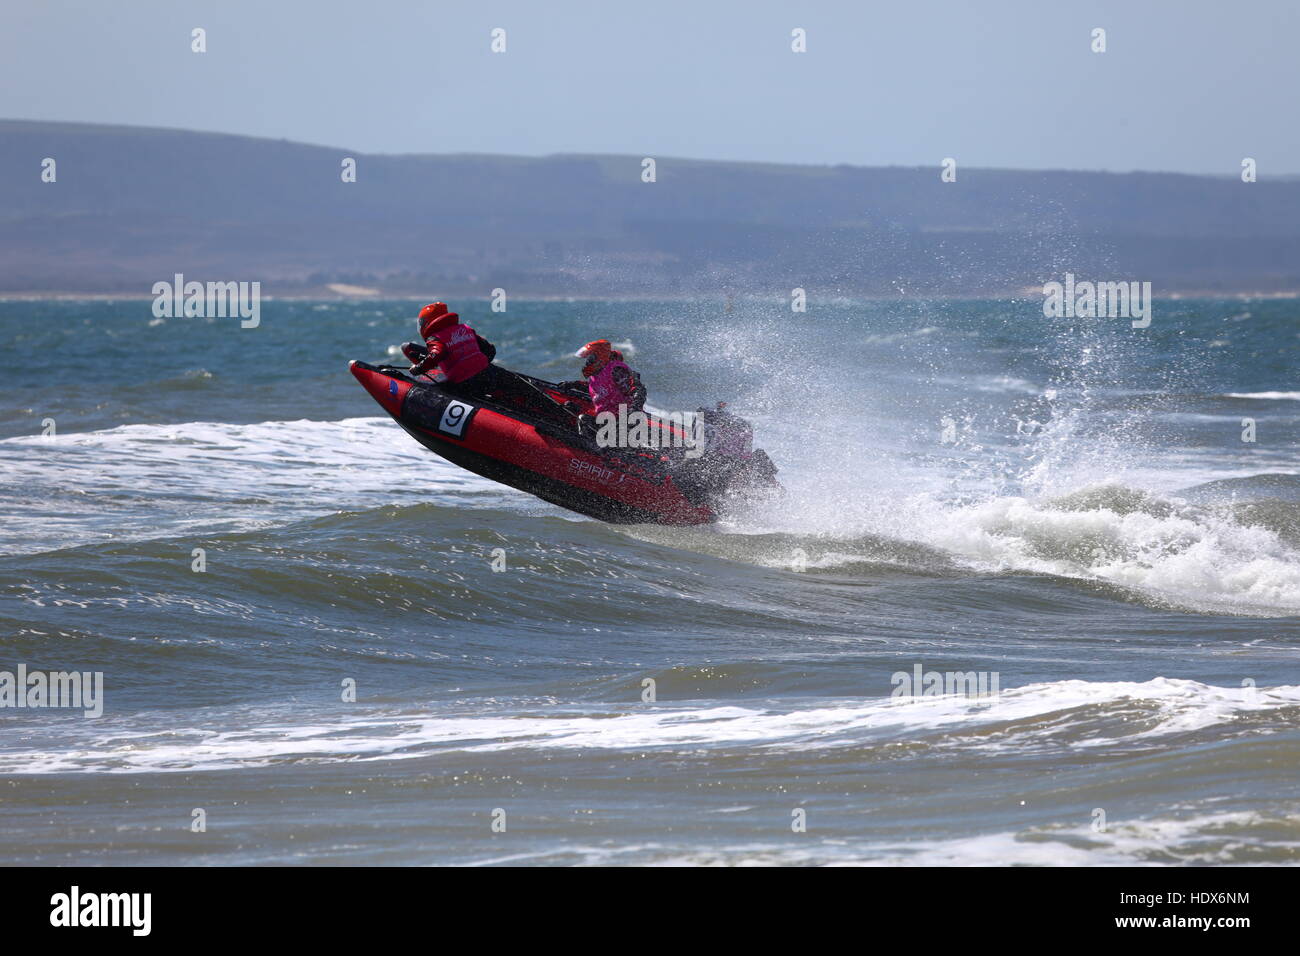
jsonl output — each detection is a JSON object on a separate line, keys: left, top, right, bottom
{"left": 0, "top": 417, "right": 513, "bottom": 555}
{"left": 917, "top": 488, "right": 1300, "bottom": 615}
{"left": 450, "top": 809, "right": 1299, "bottom": 865}
{"left": 4, "top": 678, "right": 1295, "bottom": 774}
{"left": 842, "top": 810, "right": 1300, "bottom": 866}
{"left": 680, "top": 811, "right": 1293, "bottom": 867}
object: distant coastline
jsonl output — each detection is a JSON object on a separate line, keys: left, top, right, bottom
{"left": 2, "top": 288, "right": 1297, "bottom": 303}
{"left": 5, "top": 120, "right": 1300, "bottom": 299}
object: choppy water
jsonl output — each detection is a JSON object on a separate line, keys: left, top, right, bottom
{"left": 1, "top": 297, "right": 1298, "bottom": 865}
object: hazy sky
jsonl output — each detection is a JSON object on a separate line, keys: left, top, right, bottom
{"left": 4, "top": 0, "right": 1297, "bottom": 174}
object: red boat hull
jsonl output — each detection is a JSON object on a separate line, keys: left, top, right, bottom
{"left": 350, "top": 361, "right": 715, "bottom": 525}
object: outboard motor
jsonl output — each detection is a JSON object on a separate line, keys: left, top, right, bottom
{"left": 697, "top": 402, "right": 753, "bottom": 459}
{"left": 681, "top": 403, "right": 778, "bottom": 501}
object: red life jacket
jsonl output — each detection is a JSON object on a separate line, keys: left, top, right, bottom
{"left": 587, "top": 359, "right": 637, "bottom": 414}
{"left": 426, "top": 322, "right": 490, "bottom": 383}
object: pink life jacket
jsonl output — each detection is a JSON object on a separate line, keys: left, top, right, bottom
{"left": 587, "top": 359, "right": 637, "bottom": 415}
{"left": 426, "top": 322, "right": 490, "bottom": 383}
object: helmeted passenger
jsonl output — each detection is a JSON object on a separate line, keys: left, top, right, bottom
{"left": 568, "top": 339, "right": 646, "bottom": 415}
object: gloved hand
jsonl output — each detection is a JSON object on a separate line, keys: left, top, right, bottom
{"left": 410, "top": 340, "right": 444, "bottom": 374}
{"left": 401, "top": 341, "right": 428, "bottom": 364}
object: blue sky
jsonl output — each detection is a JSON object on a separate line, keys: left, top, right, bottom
{"left": 3, "top": 0, "right": 1297, "bottom": 174}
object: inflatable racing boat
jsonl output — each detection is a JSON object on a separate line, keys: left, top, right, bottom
{"left": 349, "top": 360, "right": 779, "bottom": 525}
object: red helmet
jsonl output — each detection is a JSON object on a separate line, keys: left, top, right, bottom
{"left": 418, "top": 302, "right": 458, "bottom": 338}
{"left": 579, "top": 339, "right": 613, "bottom": 377}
